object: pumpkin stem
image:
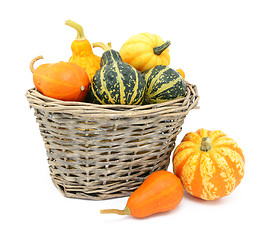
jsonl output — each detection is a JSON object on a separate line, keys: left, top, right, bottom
{"left": 65, "top": 20, "right": 86, "bottom": 40}
{"left": 30, "top": 55, "right": 43, "bottom": 73}
{"left": 153, "top": 40, "right": 171, "bottom": 55}
{"left": 100, "top": 206, "right": 131, "bottom": 216}
{"left": 92, "top": 42, "right": 111, "bottom": 51}
{"left": 200, "top": 137, "right": 212, "bottom": 152}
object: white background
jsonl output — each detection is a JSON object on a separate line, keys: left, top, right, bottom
{"left": 1, "top": 0, "right": 268, "bottom": 239}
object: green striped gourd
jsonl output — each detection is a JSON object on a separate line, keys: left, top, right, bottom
{"left": 90, "top": 42, "right": 145, "bottom": 105}
{"left": 144, "top": 65, "right": 187, "bottom": 104}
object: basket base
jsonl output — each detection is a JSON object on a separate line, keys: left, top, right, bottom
{"left": 50, "top": 163, "right": 170, "bottom": 200}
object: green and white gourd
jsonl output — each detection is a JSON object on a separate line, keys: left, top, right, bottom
{"left": 144, "top": 65, "right": 187, "bottom": 104}
{"left": 90, "top": 42, "right": 146, "bottom": 105}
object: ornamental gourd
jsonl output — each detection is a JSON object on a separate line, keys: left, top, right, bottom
{"left": 176, "top": 68, "right": 185, "bottom": 80}
{"left": 90, "top": 42, "right": 146, "bottom": 105}
{"left": 119, "top": 33, "right": 171, "bottom": 73}
{"left": 30, "top": 56, "right": 89, "bottom": 101}
{"left": 144, "top": 65, "right": 187, "bottom": 104}
{"left": 173, "top": 128, "right": 245, "bottom": 200}
{"left": 65, "top": 20, "right": 101, "bottom": 83}
{"left": 100, "top": 170, "right": 184, "bottom": 218}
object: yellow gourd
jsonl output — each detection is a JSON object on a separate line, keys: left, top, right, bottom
{"left": 119, "top": 33, "right": 170, "bottom": 72}
{"left": 65, "top": 20, "right": 101, "bottom": 83}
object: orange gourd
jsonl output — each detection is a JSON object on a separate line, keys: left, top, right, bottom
{"left": 65, "top": 20, "right": 101, "bottom": 83}
{"left": 30, "top": 56, "right": 89, "bottom": 101}
{"left": 173, "top": 128, "right": 245, "bottom": 200}
{"left": 176, "top": 68, "right": 185, "bottom": 80}
{"left": 100, "top": 170, "right": 184, "bottom": 218}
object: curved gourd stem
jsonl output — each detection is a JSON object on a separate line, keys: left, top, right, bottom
{"left": 153, "top": 40, "right": 171, "bottom": 55}
{"left": 65, "top": 20, "right": 86, "bottom": 40}
{"left": 92, "top": 42, "right": 111, "bottom": 51}
{"left": 30, "top": 55, "right": 43, "bottom": 73}
{"left": 200, "top": 137, "right": 212, "bottom": 151}
{"left": 100, "top": 206, "right": 131, "bottom": 216}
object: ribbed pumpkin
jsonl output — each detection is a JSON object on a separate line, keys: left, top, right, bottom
{"left": 173, "top": 128, "right": 245, "bottom": 200}
{"left": 144, "top": 65, "right": 187, "bottom": 104}
{"left": 30, "top": 56, "right": 89, "bottom": 102}
{"left": 119, "top": 33, "right": 170, "bottom": 73}
{"left": 65, "top": 20, "right": 101, "bottom": 83}
{"left": 90, "top": 42, "right": 146, "bottom": 105}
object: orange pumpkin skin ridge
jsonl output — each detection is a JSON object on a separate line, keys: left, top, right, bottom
{"left": 173, "top": 129, "right": 245, "bottom": 200}
{"left": 33, "top": 62, "right": 89, "bottom": 101}
{"left": 126, "top": 170, "right": 184, "bottom": 218}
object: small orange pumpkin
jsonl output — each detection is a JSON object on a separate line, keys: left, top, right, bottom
{"left": 30, "top": 56, "right": 89, "bottom": 101}
{"left": 173, "top": 128, "right": 245, "bottom": 200}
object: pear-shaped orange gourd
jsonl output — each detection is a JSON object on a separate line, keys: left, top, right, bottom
{"left": 30, "top": 56, "right": 89, "bottom": 101}
{"left": 65, "top": 20, "right": 101, "bottom": 83}
{"left": 100, "top": 170, "right": 184, "bottom": 218}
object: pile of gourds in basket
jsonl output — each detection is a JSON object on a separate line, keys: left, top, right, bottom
{"left": 26, "top": 20, "right": 245, "bottom": 218}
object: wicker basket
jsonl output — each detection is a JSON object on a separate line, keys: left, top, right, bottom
{"left": 26, "top": 83, "right": 199, "bottom": 200}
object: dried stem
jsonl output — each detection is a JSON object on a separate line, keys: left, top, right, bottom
{"left": 92, "top": 42, "right": 111, "bottom": 51}
{"left": 200, "top": 137, "right": 212, "bottom": 151}
{"left": 30, "top": 55, "right": 43, "bottom": 73}
{"left": 100, "top": 206, "right": 131, "bottom": 216}
{"left": 153, "top": 41, "right": 171, "bottom": 55}
{"left": 65, "top": 20, "right": 86, "bottom": 40}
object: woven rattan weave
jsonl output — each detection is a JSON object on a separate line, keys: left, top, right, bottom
{"left": 26, "top": 83, "right": 199, "bottom": 200}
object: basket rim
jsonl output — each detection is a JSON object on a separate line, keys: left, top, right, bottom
{"left": 26, "top": 82, "right": 199, "bottom": 117}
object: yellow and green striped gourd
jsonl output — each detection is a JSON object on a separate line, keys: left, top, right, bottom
{"left": 144, "top": 65, "right": 187, "bottom": 104}
{"left": 90, "top": 42, "right": 146, "bottom": 105}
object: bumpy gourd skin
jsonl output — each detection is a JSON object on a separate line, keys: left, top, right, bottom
{"left": 65, "top": 20, "right": 101, "bottom": 83}
{"left": 90, "top": 49, "right": 146, "bottom": 105}
{"left": 144, "top": 65, "right": 187, "bottom": 104}
{"left": 69, "top": 40, "right": 101, "bottom": 82}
